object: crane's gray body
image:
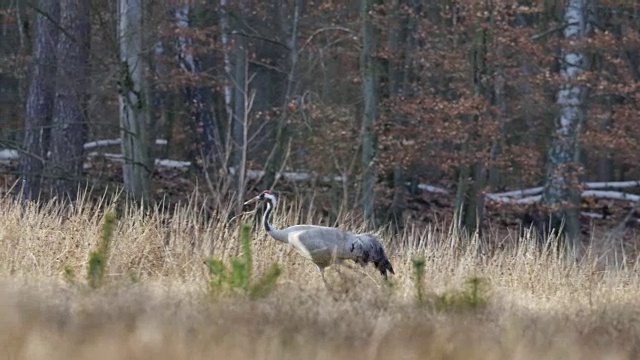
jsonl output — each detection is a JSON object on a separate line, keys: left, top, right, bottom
{"left": 268, "top": 224, "right": 391, "bottom": 272}
{"left": 245, "top": 190, "right": 395, "bottom": 282}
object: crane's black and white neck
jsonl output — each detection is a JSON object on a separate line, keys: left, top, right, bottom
{"left": 261, "top": 191, "right": 277, "bottom": 232}
{"left": 244, "top": 190, "right": 283, "bottom": 239}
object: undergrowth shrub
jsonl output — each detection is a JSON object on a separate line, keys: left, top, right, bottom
{"left": 412, "top": 257, "right": 426, "bottom": 304}
{"left": 412, "top": 255, "right": 488, "bottom": 311}
{"left": 206, "top": 222, "right": 281, "bottom": 300}
{"left": 434, "top": 277, "right": 489, "bottom": 312}
{"left": 87, "top": 211, "right": 116, "bottom": 289}
{"left": 63, "top": 265, "right": 75, "bottom": 284}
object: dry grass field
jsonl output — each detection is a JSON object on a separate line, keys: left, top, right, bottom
{"left": 1, "top": 190, "right": 640, "bottom": 359}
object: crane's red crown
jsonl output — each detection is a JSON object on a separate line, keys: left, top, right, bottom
{"left": 258, "top": 190, "right": 276, "bottom": 201}
{"left": 244, "top": 190, "right": 276, "bottom": 206}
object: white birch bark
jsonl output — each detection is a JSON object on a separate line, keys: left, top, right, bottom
{"left": 541, "top": 0, "right": 590, "bottom": 243}
{"left": 232, "top": 19, "right": 248, "bottom": 212}
{"left": 118, "top": 0, "right": 151, "bottom": 200}
{"left": 219, "top": 0, "right": 233, "bottom": 119}
{"left": 175, "top": 5, "right": 197, "bottom": 73}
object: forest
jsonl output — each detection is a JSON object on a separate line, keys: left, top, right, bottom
{"left": 2, "top": 1, "right": 640, "bottom": 359}
{"left": 1, "top": 0, "right": 639, "bottom": 246}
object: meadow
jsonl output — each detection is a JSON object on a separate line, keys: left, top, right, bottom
{"left": 1, "top": 190, "right": 640, "bottom": 359}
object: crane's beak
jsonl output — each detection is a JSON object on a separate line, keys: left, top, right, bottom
{"left": 243, "top": 195, "right": 260, "bottom": 206}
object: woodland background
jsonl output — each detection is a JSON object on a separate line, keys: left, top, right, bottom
{"left": 0, "top": 0, "right": 639, "bottom": 249}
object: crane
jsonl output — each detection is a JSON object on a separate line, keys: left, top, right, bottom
{"left": 243, "top": 190, "right": 395, "bottom": 285}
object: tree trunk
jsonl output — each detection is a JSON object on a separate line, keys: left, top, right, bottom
{"left": 385, "top": 0, "right": 410, "bottom": 233}
{"left": 541, "top": 0, "right": 590, "bottom": 249}
{"left": 361, "top": 0, "right": 381, "bottom": 229}
{"left": 489, "top": 17, "right": 507, "bottom": 190}
{"left": 454, "top": 13, "right": 488, "bottom": 236}
{"left": 149, "top": 40, "right": 168, "bottom": 158}
{"left": 263, "top": 0, "right": 302, "bottom": 188}
{"left": 232, "top": 0, "right": 249, "bottom": 213}
{"left": 118, "top": 0, "right": 151, "bottom": 200}
{"left": 597, "top": 95, "right": 613, "bottom": 182}
{"left": 219, "top": 0, "right": 233, "bottom": 135}
{"left": 453, "top": 155, "right": 471, "bottom": 230}
{"left": 19, "top": 0, "right": 59, "bottom": 201}
{"left": 49, "top": 0, "right": 90, "bottom": 201}
{"left": 175, "top": 5, "right": 221, "bottom": 167}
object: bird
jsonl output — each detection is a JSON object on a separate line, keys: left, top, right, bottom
{"left": 243, "top": 190, "right": 395, "bottom": 286}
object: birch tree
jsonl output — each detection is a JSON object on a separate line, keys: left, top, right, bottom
{"left": 118, "top": 0, "right": 151, "bottom": 200}
{"left": 19, "top": 0, "right": 59, "bottom": 201}
{"left": 49, "top": 0, "right": 90, "bottom": 201}
{"left": 231, "top": 0, "right": 249, "bottom": 213}
{"left": 541, "top": 0, "right": 591, "bottom": 246}
{"left": 175, "top": 4, "right": 221, "bottom": 166}
{"left": 219, "top": 0, "right": 233, "bottom": 124}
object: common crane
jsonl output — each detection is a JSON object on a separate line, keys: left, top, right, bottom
{"left": 244, "top": 190, "right": 395, "bottom": 285}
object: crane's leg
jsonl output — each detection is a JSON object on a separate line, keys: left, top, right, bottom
{"left": 333, "top": 261, "right": 348, "bottom": 283}
{"left": 318, "top": 266, "right": 326, "bottom": 283}
{"left": 317, "top": 266, "right": 331, "bottom": 289}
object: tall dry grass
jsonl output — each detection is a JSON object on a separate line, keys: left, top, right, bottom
{"left": 1, "top": 189, "right": 640, "bottom": 359}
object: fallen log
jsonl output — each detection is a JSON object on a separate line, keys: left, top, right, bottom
{"left": 488, "top": 181, "right": 640, "bottom": 200}
{"left": 487, "top": 190, "right": 640, "bottom": 205}
{"left": 85, "top": 152, "right": 191, "bottom": 169}
{"left": 84, "top": 138, "right": 168, "bottom": 150}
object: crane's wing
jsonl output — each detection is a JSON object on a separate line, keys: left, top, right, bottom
{"left": 284, "top": 225, "right": 350, "bottom": 266}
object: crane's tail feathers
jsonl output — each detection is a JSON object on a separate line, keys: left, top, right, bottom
{"left": 352, "top": 234, "right": 395, "bottom": 279}
{"left": 375, "top": 257, "right": 395, "bottom": 279}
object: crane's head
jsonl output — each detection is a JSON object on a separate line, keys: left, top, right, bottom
{"left": 243, "top": 190, "right": 278, "bottom": 207}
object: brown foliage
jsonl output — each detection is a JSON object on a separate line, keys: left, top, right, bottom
{"left": 375, "top": 0, "right": 640, "bottom": 189}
